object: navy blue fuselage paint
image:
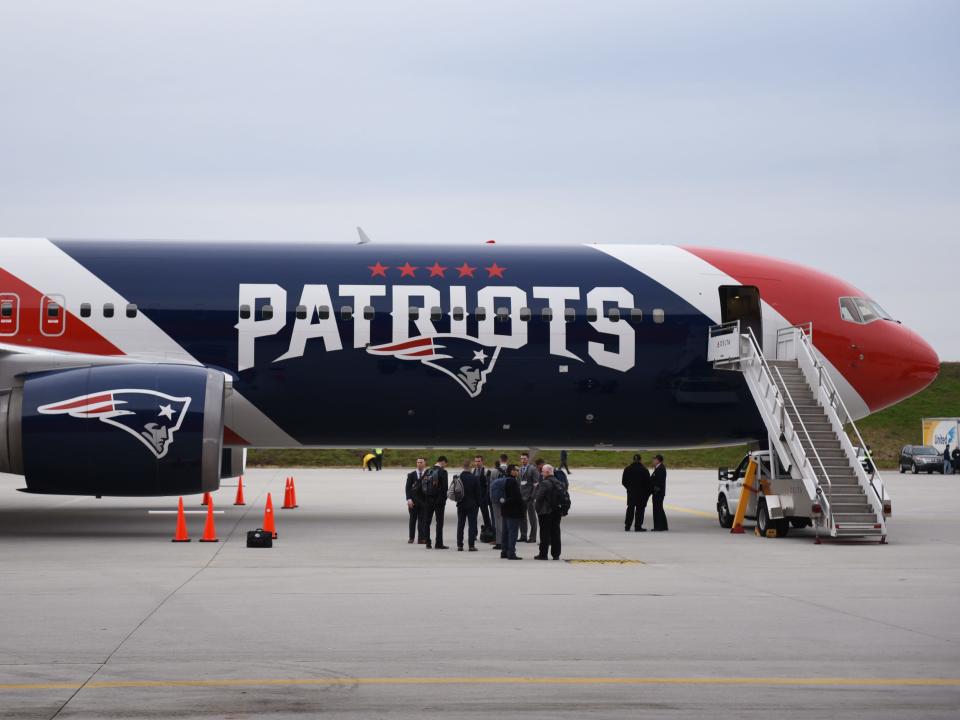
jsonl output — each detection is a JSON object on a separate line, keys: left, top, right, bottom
{"left": 51, "top": 241, "right": 763, "bottom": 447}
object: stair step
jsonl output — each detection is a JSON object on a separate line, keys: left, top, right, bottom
{"left": 833, "top": 513, "right": 879, "bottom": 523}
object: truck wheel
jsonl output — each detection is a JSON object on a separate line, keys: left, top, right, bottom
{"left": 912, "top": 463, "right": 918, "bottom": 474}
{"left": 717, "top": 495, "right": 733, "bottom": 528}
{"left": 899, "top": 465, "right": 905, "bottom": 474}
{"left": 757, "top": 500, "right": 769, "bottom": 537}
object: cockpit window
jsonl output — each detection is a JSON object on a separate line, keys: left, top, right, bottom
{"left": 839, "top": 297, "right": 861, "bottom": 323}
{"left": 839, "top": 296, "right": 892, "bottom": 324}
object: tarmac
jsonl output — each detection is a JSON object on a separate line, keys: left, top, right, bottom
{"left": 1, "top": 466, "right": 959, "bottom": 719}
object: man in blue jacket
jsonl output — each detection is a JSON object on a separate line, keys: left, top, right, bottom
{"left": 456, "top": 461, "right": 483, "bottom": 551}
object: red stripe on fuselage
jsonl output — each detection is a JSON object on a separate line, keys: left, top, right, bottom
{"left": 0, "top": 267, "right": 123, "bottom": 356}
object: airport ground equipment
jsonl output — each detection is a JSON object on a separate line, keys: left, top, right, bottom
{"left": 709, "top": 321, "right": 889, "bottom": 541}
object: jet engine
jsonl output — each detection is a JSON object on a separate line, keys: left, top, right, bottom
{"left": 0, "top": 364, "right": 224, "bottom": 496}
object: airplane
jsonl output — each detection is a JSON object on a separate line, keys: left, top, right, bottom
{"left": 0, "top": 238, "right": 939, "bottom": 497}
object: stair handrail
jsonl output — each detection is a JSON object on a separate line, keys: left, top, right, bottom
{"left": 791, "top": 327, "right": 886, "bottom": 509}
{"left": 773, "top": 365, "right": 834, "bottom": 514}
{"left": 742, "top": 327, "right": 833, "bottom": 525}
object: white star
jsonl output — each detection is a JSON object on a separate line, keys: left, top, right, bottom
{"left": 158, "top": 404, "right": 176, "bottom": 420}
{"left": 472, "top": 349, "right": 488, "bottom": 362}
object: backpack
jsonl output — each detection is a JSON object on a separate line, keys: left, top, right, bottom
{"left": 421, "top": 470, "right": 438, "bottom": 497}
{"left": 448, "top": 473, "right": 465, "bottom": 502}
{"left": 555, "top": 482, "right": 571, "bottom": 517}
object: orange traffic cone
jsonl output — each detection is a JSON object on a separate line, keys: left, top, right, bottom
{"left": 171, "top": 497, "right": 190, "bottom": 542}
{"left": 282, "top": 478, "right": 295, "bottom": 509}
{"left": 263, "top": 492, "right": 277, "bottom": 539}
{"left": 289, "top": 476, "right": 299, "bottom": 508}
{"left": 199, "top": 497, "right": 219, "bottom": 542}
{"left": 234, "top": 475, "right": 246, "bottom": 506}
{"left": 201, "top": 491, "right": 211, "bottom": 506}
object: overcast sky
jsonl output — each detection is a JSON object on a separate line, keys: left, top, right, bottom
{"left": 1, "top": 1, "right": 957, "bottom": 358}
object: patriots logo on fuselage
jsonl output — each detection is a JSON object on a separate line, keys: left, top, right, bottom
{"left": 37, "top": 390, "right": 191, "bottom": 459}
{"left": 366, "top": 334, "right": 502, "bottom": 398}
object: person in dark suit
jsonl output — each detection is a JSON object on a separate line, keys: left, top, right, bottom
{"left": 423, "top": 456, "right": 450, "bottom": 549}
{"left": 622, "top": 454, "right": 652, "bottom": 531}
{"left": 405, "top": 457, "right": 428, "bottom": 544}
{"left": 500, "top": 464, "right": 524, "bottom": 560}
{"left": 456, "top": 460, "right": 483, "bottom": 551}
{"left": 473, "top": 455, "right": 493, "bottom": 536}
{"left": 650, "top": 454, "right": 668, "bottom": 531}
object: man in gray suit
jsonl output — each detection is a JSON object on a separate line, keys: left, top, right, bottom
{"left": 517, "top": 452, "right": 540, "bottom": 543}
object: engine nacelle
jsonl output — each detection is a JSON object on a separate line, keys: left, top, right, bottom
{"left": 0, "top": 364, "right": 224, "bottom": 496}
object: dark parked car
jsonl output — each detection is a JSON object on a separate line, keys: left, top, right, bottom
{"left": 899, "top": 445, "right": 945, "bottom": 474}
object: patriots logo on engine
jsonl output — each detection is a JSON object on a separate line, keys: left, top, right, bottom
{"left": 37, "top": 390, "right": 191, "bottom": 459}
{"left": 366, "top": 334, "right": 502, "bottom": 398}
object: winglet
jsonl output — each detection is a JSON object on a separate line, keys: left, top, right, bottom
{"left": 357, "top": 226, "right": 371, "bottom": 245}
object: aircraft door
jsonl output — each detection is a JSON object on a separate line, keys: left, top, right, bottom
{"left": 0, "top": 294, "right": 19, "bottom": 337}
{"left": 719, "top": 286, "right": 762, "bottom": 349}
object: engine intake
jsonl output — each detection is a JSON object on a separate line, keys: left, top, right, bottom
{"left": 0, "top": 364, "right": 224, "bottom": 496}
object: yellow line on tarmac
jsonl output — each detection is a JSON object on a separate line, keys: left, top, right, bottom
{"left": 570, "top": 485, "right": 714, "bottom": 519}
{"left": 2, "top": 677, "right": 960, "bottom": 691}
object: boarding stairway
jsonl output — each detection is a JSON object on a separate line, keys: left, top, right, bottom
{"left": 708, "top": 321, "right": 890, "bottom": 541}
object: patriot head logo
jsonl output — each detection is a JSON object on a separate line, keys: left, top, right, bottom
{"left": 366, "top": 334, "right": 502, "bottom": 397}
{"left": 37, "top": 389, "right": 191, "bottom": 459}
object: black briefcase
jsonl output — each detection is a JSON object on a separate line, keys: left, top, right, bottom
{"left": 246, "top": 528, "right": 273, "bottom": 548}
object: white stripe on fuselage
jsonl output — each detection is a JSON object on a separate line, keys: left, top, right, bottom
{"left": 589, "top": 244, "right": 870, "bottom": 420}
{"left": 0, "top": 238, "right": 298, "bottom": 446}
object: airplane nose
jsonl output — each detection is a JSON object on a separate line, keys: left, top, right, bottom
{"left": 903, "top": 328, "right": 940, "bottom": 395}
{"left": 869, "top": 325, "right": 940, "bottom": 411}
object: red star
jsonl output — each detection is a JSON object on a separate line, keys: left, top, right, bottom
{"left": 485, "top": 262, "right": 506, "bottom": 279}
{"left": 427, "top": 262, "right": 448, "bottom": 278}
{"left": 397, "top": 262, "right": 418, "bottom": 278}
{"left": 368, "top": 261, "right": 389, "bottom": 278}
{"left": 456, "top": 262, "right": 476, "bottom": 278}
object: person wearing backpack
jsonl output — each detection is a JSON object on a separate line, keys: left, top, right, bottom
{"left": 533, "top": 464, "right": 566, "bottom": 560}
{"left": 422, "top": 456, "right": 450, "bottom": 549}
{"left": 405, "top": 457, "right": 428, "bottom": 544}
{"left": 455, "top": 460, "right": 483, "bottom": 551}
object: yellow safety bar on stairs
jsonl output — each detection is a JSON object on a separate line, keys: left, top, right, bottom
{"left": 730, "top": 459, "right": 757, "bottom": 534}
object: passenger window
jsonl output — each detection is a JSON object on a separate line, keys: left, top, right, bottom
{"left": 318, "top": 305, "right": 330, "bottom": 320}
{"left": 586, "top": 308, "right": 598, "bottom": 322}
{"left": 239, "top": 304, "right": 251, "bottom": 320}
{"left": 80, "top": 303, "right": 92, "bottom": 318}
{"left": 474, "top": 307, "right": 487, "bottom": 320}
{"left": 519, "top": 307, "right": 531, "bottom": 321}
{"left": 295, "top": 305, "right": 307, "bottom": 320}
{"left": 103, "top": 303, "right": 115, "bottom": 318}
{"left": 652, "top": 308, "right": 665, "bottom": 324}
{"left": 564, "top": 308, "right": 575, "bottom": 323}
{"left": 340, "top": 305, "right": 353, "bottom": 321}
{"left": 630, "top": 308, "right": 642, "bottom": 322}
{"left": 430, "top": 306, "right": 442, "bottom": 322}
{"left": 261, "top": 305, "right": 273, "bottom": 321}
{"left": 364, "top": 305, "right": 376, "bottom": 320}
{"left": 496, "top": 307, "right": 510, "bottom": 323}
{"left": 541, "top": 308, "right": 553, "bottom": 322}
{"left": 452, "top": 307, "right": 464, "bottom": 321}
{"left": 408, "top": 306, "right": 419, "bottom": 321}
{"left": 47, "top": 302, "right": 60, "bottom": 319}
{"left": 839, "top": 297, "right": 861, "bottom": 323}
{"left": 126, "top": 303, "right": 138, "bottom": 318}
{"left": 607, "top": 307, "right": 621, "bottom": 322}
{"left": 0, "top": 301, "right": 11, "bottom": 318}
